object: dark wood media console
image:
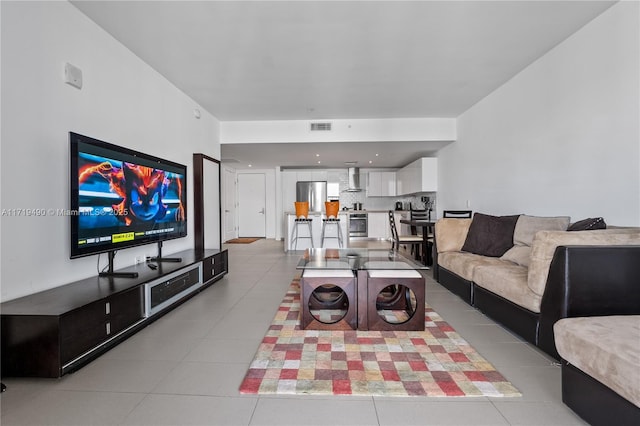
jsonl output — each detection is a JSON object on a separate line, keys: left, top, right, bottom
{"left": 1, "top": 249, "right": 228, "bottom": 378}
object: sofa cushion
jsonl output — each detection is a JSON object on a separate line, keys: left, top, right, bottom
{"left": 461, "top": 213, "right": 520, "bottom": 257}
{"left": 527, "top": 229, "right": 640, "bottom": 297}
{"left": 500, "top": 245, "right": 532, "bottom": 267}
{"left": 513, "top": 215, "right": 570, "bottom": 246}
{"left": 554, "top": 315, "right": 640, "bottom": 408}
{"left": 438, "top": 252, "right": 506, "bottom": 282}
{"left": 473, "top": 261, "right": 541, "bottom": 313}
{"left": 568, "top": 217, "right": 607, "bottom": 231}
{"left": 434, "top": 218, "right": 472, "bottom": 253}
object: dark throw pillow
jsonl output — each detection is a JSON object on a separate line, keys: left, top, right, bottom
{"left": 567, "top": 217, "right": 607, "bottom": 231}
{"left": 461, "top": 213, "right": 520, "bottom": 257}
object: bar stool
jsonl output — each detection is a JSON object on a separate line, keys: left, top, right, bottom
{"left": 321, "top": 218, "right": 343, "bottom": 248}
{"left": 290, "top": 218, "right": 314, "bottom": 250}
{"left": 365, "top": 266, "right": 425, "bottom": 331}
{"left": 300, "top": 269, "right": 357, "bottom": 330}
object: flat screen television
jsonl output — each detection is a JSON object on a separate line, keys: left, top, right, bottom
{"left": 70, "top": 132, "right": 187, "bottom": 260}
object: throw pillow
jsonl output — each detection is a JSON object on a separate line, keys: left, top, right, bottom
{"left": 461, "top": 213, "right": 520, "bottom": 257}
{"left": 513, "top": 215, "right": 571, "bottom": 246}
{"left": 501, "top": 245, "right": 532, "bottom": 267}
{"left": 568, "top": 217, "right": 607, "bottom": 231}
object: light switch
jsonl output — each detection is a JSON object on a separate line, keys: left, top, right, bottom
{"left": 64, "top": 62, "right": 83, "bottom": 89}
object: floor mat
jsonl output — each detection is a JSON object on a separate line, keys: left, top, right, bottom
{"left": 226, "top": 237, "right": 262, "bottom": 244}
{"left": 239, "top": 278, "right": 522, "bottom": 397}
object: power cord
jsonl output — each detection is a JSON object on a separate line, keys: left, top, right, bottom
{"left": 97, "top": 251, "right": 117, "bottom": 274}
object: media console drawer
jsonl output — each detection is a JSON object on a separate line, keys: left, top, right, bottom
{"left": 1, "top": 249, "right": 228, "bottom": 378}
{"left": 59, "top": 287, "right": 144, "bottom": 364}
{"left": 202, "top": 251, "right": 228, "bottom": 282}
{"left": 145, "top": 266, "right": 202, "bottom": 317}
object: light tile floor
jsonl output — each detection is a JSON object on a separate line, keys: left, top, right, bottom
{"left": 0, "top": 239, "right": 587, "bottom": 425}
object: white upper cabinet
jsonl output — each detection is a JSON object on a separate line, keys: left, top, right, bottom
{"left": 368, "top": 171, "right": 397, "bottom": 197}
{"left": 311, "top": 171, "right": 328, "bottom": 181}
{"left": 296, "top": 171, "right": 312, "bottom": 181}
{"left": 282, "top": 171, "right": 298, "bottom": 212}
{"left": 396, "top": 158, "right": 438, "bottom": 195}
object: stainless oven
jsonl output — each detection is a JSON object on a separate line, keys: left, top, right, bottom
{"left": 349, "top": 213, "right": 367, "bottom": 237}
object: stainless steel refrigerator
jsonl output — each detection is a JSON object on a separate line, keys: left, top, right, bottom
{"left": 296, "top": 181, "right": 327, "bottom": 213}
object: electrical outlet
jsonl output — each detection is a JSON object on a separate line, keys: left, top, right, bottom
{"left": 64, "top": 62, "right": 83, "bottom": 89}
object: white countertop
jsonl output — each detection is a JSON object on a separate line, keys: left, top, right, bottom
{"left": 285, "top": 211, "right": 348, "bottom": 216}
{"left": 285, "top": 210, "right": 412, "bottom": 215}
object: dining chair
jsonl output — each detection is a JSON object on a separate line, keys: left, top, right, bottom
{"left": 408, "top": 209, "right": 429, "bottom": 257}
{"left": 388, "top": 211, "right": 422, "bottom": 252}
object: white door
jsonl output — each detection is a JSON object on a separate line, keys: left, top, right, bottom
{"left": 238, "top": 173, "right": 266, "bottom": 237}
{"left": 223, "top": 167, "right": 237, "bottom": 242}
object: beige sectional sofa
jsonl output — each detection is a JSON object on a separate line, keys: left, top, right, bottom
{"left": 432, "top": 213, "right": 640, "bottom": 424}
{"left": 432, "top": 215, "right": 640, "bottom": 357}
{"left": 555, "top": 315, "right": 640, "bottom": 425}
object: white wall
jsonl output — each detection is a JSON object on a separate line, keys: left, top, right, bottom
{"left": 437, "top": 1, "right": 640, "bottom": 226}
{"left": 1, "top": 2, "right": 220, "bottom": 301}
{"left": 221, "top": 117, "right": 456, "bottom": 144}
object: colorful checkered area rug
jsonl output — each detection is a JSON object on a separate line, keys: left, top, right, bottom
{"left": 239, "top": 278, "right": 521, "bottom": 397}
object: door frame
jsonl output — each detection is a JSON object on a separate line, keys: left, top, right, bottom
{"left": 222, "top": 166, "right": 237, "bottom": 242}
{"left": 193, "top": 153, "right": 222, "bottom": 252}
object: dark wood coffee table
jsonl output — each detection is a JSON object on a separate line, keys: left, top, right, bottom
{"left": 296, "top": 248, "right": 427, "bottom": 331}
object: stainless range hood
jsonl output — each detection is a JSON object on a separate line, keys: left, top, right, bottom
{"left": 346, "top": 167, "right": 362, "bottom": 192}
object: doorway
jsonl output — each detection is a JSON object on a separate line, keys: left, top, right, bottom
{"left": 237, "top": 173, "right": 266, "bottom": 237}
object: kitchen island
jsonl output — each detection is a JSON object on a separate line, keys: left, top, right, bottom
{"left": 284, "top": 211, "right": 349, "bottom": 252}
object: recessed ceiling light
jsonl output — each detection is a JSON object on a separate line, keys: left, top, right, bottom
{"left": 317, "top": 161, "right": 321, "bottom": 164}
{"left": 369, "top": 160, "right": 373, "bottom": 164}
{"left": 316, "top": 154, "right": 320, "bottom": 157}
{"left": 248, "top": 164, "right": 252, "bottom": 168}
{"left": 375, "top": 153, "right": 379, "bottom": 157}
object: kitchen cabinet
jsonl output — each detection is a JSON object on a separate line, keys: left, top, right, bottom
{"left": 296, "top": 171, "right": 312, "bottom": 181}
{"left": 368, "top": 171, "right": 396, "bottom": 197}
{"left": 396, "top": 158, "right": 437, "bottom": 195}
{"left": 311, "top": 171, "right": 328, "bottom": 181}
{"left": 366, "top": 212, "right": 404, "bottom": 240}
{"left": 282, "top": 171, "right": 297, "bottom": 211}
{"left": 367, "top": 212, "right": 389, "bottom": 239}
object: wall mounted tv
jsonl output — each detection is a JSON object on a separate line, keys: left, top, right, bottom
{"left": 70, "top": 132, "right": 187, "bottom": 260}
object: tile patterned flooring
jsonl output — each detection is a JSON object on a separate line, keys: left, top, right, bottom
{"left": 0, "top": 239, "right": 587, "bottom": 425}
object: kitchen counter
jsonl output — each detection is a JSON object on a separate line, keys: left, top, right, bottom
{"left": 284, "top": 212, "right": 349, "bottom": 251}
{"left": 286, "top": 211, "right": 348, "bottom": 216}
{"left": 286, "top": 210, "right": 416, "bottom": 214}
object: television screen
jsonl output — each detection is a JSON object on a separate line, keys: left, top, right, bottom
{"left": 70, "top": 132, "right": 187, "bottom": 258}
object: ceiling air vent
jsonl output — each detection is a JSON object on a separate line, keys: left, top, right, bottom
{"left": 310, "top": 122, "right": 332, "bottom": 131}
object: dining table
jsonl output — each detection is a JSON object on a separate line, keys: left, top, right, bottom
{"left": 399, "top": 219, "right": 435, "bottom": 266}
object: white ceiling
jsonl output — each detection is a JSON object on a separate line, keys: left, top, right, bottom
{"left": 72, "top": 0, "right": 615, "bottom": 168}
